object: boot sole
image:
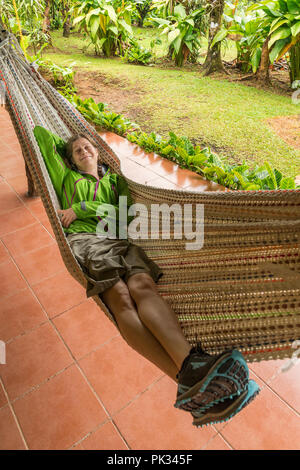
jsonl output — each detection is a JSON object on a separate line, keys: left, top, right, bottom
{"left": 192, "top": 379, "right": 260, "bottom": 428}
{"left": 175, "top": 350, "right": 248, "bottom": 411}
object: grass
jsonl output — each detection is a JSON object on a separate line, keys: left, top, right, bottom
{"left": 42, "top": 28, "right": 300, "bottom": 177}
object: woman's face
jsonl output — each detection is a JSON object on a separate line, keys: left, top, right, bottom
{"left": 71, "top": 137, "right": 99, "bottom": 173}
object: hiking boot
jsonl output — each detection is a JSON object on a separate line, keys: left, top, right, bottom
{"left": 174, "top": 344, "right": 249, "bottom": 412}
{"left": 192, "top": 379, "right": 260, "bottom": 427}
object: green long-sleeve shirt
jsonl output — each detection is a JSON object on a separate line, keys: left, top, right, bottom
{"left": 33, "top": 126, "right": 133, "bottom": 235}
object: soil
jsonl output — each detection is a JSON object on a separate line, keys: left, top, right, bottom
{"left": 73, "top": 70, "right": 143, "bottom": 116}
{"left": 266, "top": 115, "right": 300, "bottom": 150}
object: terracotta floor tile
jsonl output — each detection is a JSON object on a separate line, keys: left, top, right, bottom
{"left": 114, "top": 375, "right": 217, "bottom": 450}
{"left": 157, "top": 168, "right": 191, "bottom": 188}
{"left": 14, "top": 242, "right": 67, "bottom": 286}
{"left": 144, "top": 158, "right": 180, "bottom": 178}
{"left": 53, "top": 299, "right": 118, "bottom": 360}
{"left": 0, "top": 383, "right": 7, "bottom": 409}
{"left": 0, "top": 259, "right": 27, "bottom": 299}
{"left": 80, "top": 421, "right": 128, "bottom": 450}
{"left": 219, "top": 384, "right": 300, "bottom": 450}
{"left": 121, "top": 160, "right": 158, "bottom": 185}
{"left": 100, "top": 133, "right": 138, "bottom": 159}
{"left": 202, "top": 433, "right": 232, "bottom": 450}
{"left": 130, "top": 150, "right": 161, "bottom": 167}
{"left": 0, "top": 240, "right": 10, "bottom": 264}
{"left": 145, "top": 176, "right": 183, "bottom": 191}
{"left": 0, "top": 406, "right": 26, "bottom": 450}
{"left": 183, "top": 172, "right": 225, "bottom": 191}
{"left": 0, "top": 288, "right": 47, "bottom": 342}
{"left": 6, "top": 144, "right": 22, "bottom": 155}
{"left": 2, "top": 223, "right": 54, "bottom": 258}
{"left": 268, "top": 364, "right": 300, "bottom": 414}
{"left": 0, "top": 205, "right": 37, "bottom": 236}
{"left": 250, "top": 359, "right": 300, "bottom": 414}
{"left": 0, "top": 145, "right": 19, "bottom": 159}
{"left": 185, "top": 179, "right": 227, "bottom": 192}
{"left": 25, "top": 200, "right": 57, "bottom": 237}
{"left": 249, "top": 358, "right": 290, "bottom": 382}
{"left": 162, "top": 168, "right": 210, "bottom": 189}
{"left": 6, "top": 174, "right": 29, "bottom": 198}
{"left": 0, "top": 181, "right": 23, "bottom": 216}
{"left": 1, "top": 322, "right": 73, "bottom": 401}
{"left": 79, "top": 335, "right": 162, "bottom": 415}
{"left": 21, "top": 194, "right": 41, "bottom": 207}
{"left": 12, "top": 365, "right": 107, "bottom": 450}
{"left": 0, "top": 158, "right": 26, "bottom": 179}
{"left": 0, "top": 133, "right": 21, "bottom": 146}
{"left": 38, "top": 215, "right": 56, "bottom": 238}
{"left": 25, "top": 199, "right": 47, "bottom": 220}
{"left": 32, "top": 270, "right": 87, "bottom": 318}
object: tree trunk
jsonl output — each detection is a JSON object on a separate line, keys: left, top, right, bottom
{"left": 255, "top": 36, "right": 270, "bottom": 84}
{"left": 202, "top": 0, "right": 226, "bottom": 76}
{"left": 42, "top": 1, "right": 51, "bottom": 34}
{"left": 289, "top": 41, "right": 300, "bottom": 85}
{"left": 63, "top": 15, "right": 71, "bottom": 37}
{"left": 42, "top": 0, "right": 52, "bottom": 44}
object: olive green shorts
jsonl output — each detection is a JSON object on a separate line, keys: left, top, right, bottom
{"left": 67, "top": 233, "right": 163, "bottom": 297}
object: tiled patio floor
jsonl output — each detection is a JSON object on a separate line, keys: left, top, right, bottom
{"left": 0, "top": 106, "right": 299, "bottom": 450}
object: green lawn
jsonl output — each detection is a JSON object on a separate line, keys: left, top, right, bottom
{"left": 43, "top": 29, "right": 300, "bottom": 177}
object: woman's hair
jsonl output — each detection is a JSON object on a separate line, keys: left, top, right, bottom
{"left": 65, "top": 134, "right": 100, "bottom": 169}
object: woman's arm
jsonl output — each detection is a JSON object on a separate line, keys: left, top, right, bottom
{"left": 33, "top": 126, "right": 68, "bottom": 199}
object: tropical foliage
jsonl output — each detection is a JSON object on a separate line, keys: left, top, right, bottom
{"left": 249, "top": 0, "right": 300, "bottom": 81}
{"left": 121, "top": 37, "right": 154, "bottom": 64}
{"left": 71, "top": 0, "right": 133, "bottom": 57}
{"left": 151, "top": 4, "right": 205, "bottom": 65}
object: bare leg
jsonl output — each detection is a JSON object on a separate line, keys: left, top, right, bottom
{"left": 127, "top": 273, "right": 192, "bottom": 370}
{"left": 101, "top": 279, "right": 179, "bottom": 381}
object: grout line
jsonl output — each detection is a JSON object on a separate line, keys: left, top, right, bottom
{"left": 47, "top": 320, "right": 132, "bottom": 449}
{"left": 0, "top": 377, "right": 29, "bottom": 450}
{"left": 200, "top": 428, "right": 234, "bottom": 450}
{"left": 6, "top": 363, "right": 76, "bottom": 406}
{"left": 216, "top": 432, "right": 234, "bottom": 450}
{"left": 249, "top": 368, "right": 300, "bottom": 417}
{"left": 4, "top": 177, "right": 56, "bottom": 242}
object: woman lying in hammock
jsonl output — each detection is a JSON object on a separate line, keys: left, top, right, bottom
{"left": 34, "top": 126, "right": 260, "bottom": 428}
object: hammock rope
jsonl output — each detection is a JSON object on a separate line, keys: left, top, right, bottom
{"left": 1, "top": 30, "right": 299, "bottom": 361}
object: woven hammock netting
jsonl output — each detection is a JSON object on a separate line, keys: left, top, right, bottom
{"left": 1, "top": 30, "right": 300, "bottom": 362}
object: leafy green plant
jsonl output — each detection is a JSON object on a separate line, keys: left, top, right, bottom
{"left": 121, "top": 37, "right": 153, "bottom": 64}
{"left": 134, "top": 0, "right": 153, "bottom": 26}
{"left": 60, "top": 90, "right": 299, "bottom": 190}
{"left": 248, "top": 0, "right": 300, "bottom": 81}
{"left": 72, "top": 0, "right": 134, "bottom": 57}
{"left": 211, "top": 4, "right": 266, "bottom": 73}
{"left": 38, "top": 59, "right": 76, "bottom": 89}
{"left": 151, "top": 4, "right": 205, "bottom": 66}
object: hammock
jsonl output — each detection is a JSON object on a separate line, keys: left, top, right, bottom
{"left": 1, "top": 30, "right": 299, "bottom": 362}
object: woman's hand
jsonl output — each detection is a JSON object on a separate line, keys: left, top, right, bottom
{"left": 57, "top": 208, "right": 77, "bottom": 228}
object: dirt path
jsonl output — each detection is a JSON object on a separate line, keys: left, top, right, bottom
{"left": 267, "top": 115, "right": 300, "bottom": 150}
{"left": 74, "top": 70, "right": 143, "bottom": 116}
